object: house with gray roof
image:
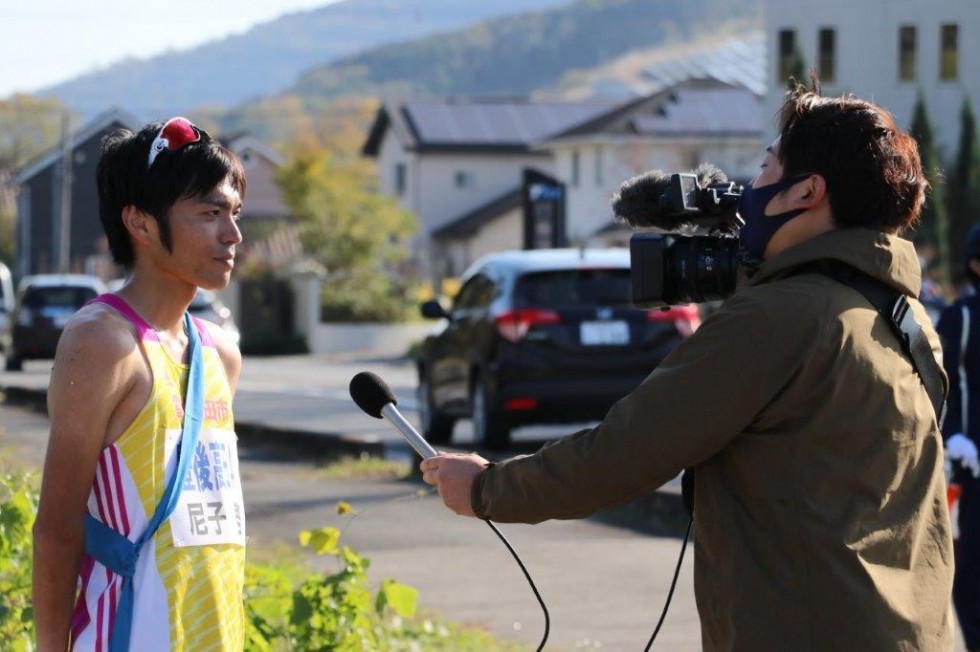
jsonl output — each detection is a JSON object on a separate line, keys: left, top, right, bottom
{"left": 364, "top": 77, "right": 764, "bottom": 284}
{"left": 362, "top": 97, "right": 618, "bottom": 280}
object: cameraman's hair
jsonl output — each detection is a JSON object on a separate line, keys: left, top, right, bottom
{"left": 776, "top": 79, "right": 927, "bottom": 234}
{"left": 96, "top": 121, "right": 247, "bottom": 268}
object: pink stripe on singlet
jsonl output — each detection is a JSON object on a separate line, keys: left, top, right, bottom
{"left": 70, "top": 557, "right": 96, "bottom": 641}
{"left": 96, "top": 457, "right": 118, "bottom": 532}
{"left": 88, "top": 294, "right": 159, "bottom": 342}
{"left": 108, "top": 447, "right": 131, "bottom": 535}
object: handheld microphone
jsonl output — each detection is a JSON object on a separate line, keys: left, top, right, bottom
{"left": 349, "top": 371, "right": 438, "bottom": 459}
{"left": 349, "top": 370, "right": 552, "bottom": 651}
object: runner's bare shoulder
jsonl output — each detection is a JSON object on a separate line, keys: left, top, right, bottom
{"left": 52, "top": 301, "right": 145, "bottom": 379}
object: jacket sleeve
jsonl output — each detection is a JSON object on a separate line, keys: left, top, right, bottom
{"left": 472, "top": 286, "right": 817, "bottom": 523}
{"left": 936, "top": 302, "right": 965, "bottom": 440}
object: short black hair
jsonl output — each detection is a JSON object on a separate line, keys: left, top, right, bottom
{"left": 776, "top": 79, "right": 927, "bottom": 234}
{"left": 96, "top": 120, "right": 247, "bottom": 268}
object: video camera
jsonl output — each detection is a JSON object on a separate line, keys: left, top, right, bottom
{"left": 611, "top": 164, "right": 744, "bottom": 308}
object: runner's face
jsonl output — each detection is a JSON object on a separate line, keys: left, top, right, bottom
{"left": 161, "top": 176, "right": 243, "bottom": 291}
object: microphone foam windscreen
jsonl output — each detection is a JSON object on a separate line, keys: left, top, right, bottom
{"left": 349, "top": 371, "right": 397, "bottom": 419}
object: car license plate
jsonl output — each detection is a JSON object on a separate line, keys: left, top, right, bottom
{"left": 580, "top": 320, "right": 630, "bottom": 346}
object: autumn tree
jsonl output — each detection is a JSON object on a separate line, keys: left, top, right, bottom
{"left": 0, "top": 95, "right": 66, "bottom": 170}
{"left": 0, "top": 95, "right": 68, "bottom": 266}
{"left": 276, "top": 140, "right": 418, "bottom": 322}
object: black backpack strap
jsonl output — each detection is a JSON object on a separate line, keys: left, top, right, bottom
{"left": 798, "top": 260, "right": 948, "bottom": 427}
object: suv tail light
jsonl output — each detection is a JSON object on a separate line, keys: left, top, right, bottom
{"left": 495, "top": 309, "right": 561, "bottom": 342}
{"left": 647, "top": 304, "right": 701, "bottom": 337}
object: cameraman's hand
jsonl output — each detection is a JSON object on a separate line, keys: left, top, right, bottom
{"left": 420, "top": 452, "right": 490, "bottom": 517}
{"left": 946, "top": 433, "right": 980, "bottom": 478}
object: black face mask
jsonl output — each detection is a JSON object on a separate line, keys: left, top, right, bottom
{"left": 736, "top": 174, "right": 811, "bottom": 266}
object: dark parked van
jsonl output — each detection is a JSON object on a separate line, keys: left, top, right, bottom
{"left": 3, "top": 274, "right": 106, "bottom": 371}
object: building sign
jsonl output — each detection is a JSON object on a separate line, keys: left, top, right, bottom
{"left": 523, "top": 169, "right": 566, "bottom": 249}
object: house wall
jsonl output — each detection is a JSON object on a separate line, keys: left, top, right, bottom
{"left": 21, "top": 168, "right": 55, "bottom": 276}
{"left": 550, "top": 136, "right": 762, "bottom": 243}
{"left": 376, "top": 133, "right": 551, "bottom": 232}
{"left": 238, "top": 148, "right": 290, "bottom": 218}
{"left": 414, "top": 152, "right": 550, "bottom": 233}
{"left": 70, "top": 133, "right": 108, "bottom": 273}
{"left": 17, "top": 122, "right": 128, "bottom": 278}
{"left": 764, "top": 0, "right": 980, "bottom": 156}
{"left": 440, "top": 206, "right": 523, "bottom": 276}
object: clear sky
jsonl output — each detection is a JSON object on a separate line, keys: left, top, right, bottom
{"left": 0, "top": 0, "right": 339, "bottom": 98}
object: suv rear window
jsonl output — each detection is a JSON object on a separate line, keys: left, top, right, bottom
{"left": 514, "top": 269, "right": 634, "bottom": 309}
{"left": 23, "top": 286, "right": 98, "bottom": 309}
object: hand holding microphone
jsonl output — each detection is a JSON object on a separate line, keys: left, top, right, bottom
{"left": 348, "top": 371, "right": 488, "bottom": 515}
{"left": 348, "top": 371, "right": 551, "bottom": 651}
{"left": 349, "top": 371, "right": 438, "bottom": 459}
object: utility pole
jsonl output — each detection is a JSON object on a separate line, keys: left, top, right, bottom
{"left": 57, "top": 110, "right": 73, "bottom": 274}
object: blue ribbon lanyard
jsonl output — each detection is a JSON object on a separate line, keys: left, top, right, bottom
{"left": 83, "top": 312, "right": 205, "bottom": 651}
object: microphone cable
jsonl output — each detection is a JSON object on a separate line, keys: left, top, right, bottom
{"left": 483, "top": 518, "right": 550, "bottom": 652}
{"left": 643, "top": 517, "right": 693, "bottom": 651}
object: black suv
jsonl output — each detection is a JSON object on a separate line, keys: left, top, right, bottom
{"left": 416, "top": 248, "right": 699, "bottom": 449}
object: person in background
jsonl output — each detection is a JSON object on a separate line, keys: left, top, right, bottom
{"left": 937, "top": 223, "right": 980, "bottom": 652}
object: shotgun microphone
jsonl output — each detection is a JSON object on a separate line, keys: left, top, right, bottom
{"left": 348, "top": 371, "right": 438, "bottom": 459}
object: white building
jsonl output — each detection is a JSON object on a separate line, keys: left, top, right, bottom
{"left": 764, "top": 0, "right": 980, "bottom": 157}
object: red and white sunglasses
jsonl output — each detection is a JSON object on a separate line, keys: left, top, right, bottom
{"left": 147, "top": 116, "right": 206, "bottom": 168}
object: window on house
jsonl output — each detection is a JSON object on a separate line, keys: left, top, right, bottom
{"left": 594, "top": 147, "right": 603, "bottom": 186}
{"left": 571, "top": 149, "right": 580, "bottom": 188}
{"left": 898, "top": 26, "right": 917, "bottom": 82}
{"left": 940, "top": 23, "right": 958, "bottom": 81}
{"left": 395, "top": 163, "right": 406, "bottom": 195}
{"left": 778, "top": 29, "right": 797, "bottom": 83}
{"left": 454, "top": 170, "right": 475, "bottom": 189}
{"left": 818, "top": 28, "right": 835, "bottom": 84}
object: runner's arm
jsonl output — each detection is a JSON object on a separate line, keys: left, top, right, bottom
{"left": 33, "top": 311, "right": 139, "bottom": 650}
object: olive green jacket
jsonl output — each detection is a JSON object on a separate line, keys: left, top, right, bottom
{"left": 473, "top": 228, "right": 955, "bottom": 651}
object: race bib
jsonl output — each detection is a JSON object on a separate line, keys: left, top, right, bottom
{"left": 165, "top": 428, "right": 247, "bottom": 548}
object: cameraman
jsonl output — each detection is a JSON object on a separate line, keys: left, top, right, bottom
{"left": 421, "top": 82, "right": 954, "bottom": 651}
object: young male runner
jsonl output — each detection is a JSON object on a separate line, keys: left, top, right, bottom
{"left": 33, "top": 117, "right": 247, "bottom": 650}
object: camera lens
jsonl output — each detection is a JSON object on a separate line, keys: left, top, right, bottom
{"left": 664, "top": 236, "right": 740, "bottom": 304}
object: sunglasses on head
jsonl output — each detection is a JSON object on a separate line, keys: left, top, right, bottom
{"left": 146, "top": 116, "right": 208, "bottom": 168}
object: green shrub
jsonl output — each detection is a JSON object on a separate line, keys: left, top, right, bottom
{"left": 0, "top": 467, "right": 38, "bottom": 649}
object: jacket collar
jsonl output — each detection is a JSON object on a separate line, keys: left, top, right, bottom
{"left": 744, "top": 228, "right": 922, "bottom": 297}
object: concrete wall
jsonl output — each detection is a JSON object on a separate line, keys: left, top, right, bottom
{"left": 311, "top": 322, "right": 435, "bottom": 357}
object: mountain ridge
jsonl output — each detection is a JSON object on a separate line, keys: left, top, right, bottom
{"left": 36, "top": 0, "right": 576, "bottom": 119}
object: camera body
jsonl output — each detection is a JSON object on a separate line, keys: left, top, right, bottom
{"left": 613, "top": 170, "right": 744, "bottom": 308}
